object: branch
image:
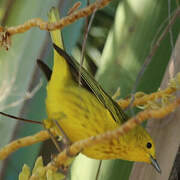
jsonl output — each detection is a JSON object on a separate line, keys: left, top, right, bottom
{"left": 0, "top": 130, "right": 50, "bottom": 160}
{"left": 0, "top": 0, "right": 111, "bottom": 35}
{"left": 0, "top": 0, "right": 112, "bottom": 49}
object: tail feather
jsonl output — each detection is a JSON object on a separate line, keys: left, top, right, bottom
{"left": 47, "top": 7, "right": 72, "bottom": 91}
{"left": 48, "top": 7, "right": 64, "bottom": 48}
{"left": 37, "top": 59, "right": 52, "bottom": 81}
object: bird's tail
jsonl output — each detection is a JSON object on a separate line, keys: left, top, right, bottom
{"left": 47, "top": 7, "right": 72, "bottom": 91}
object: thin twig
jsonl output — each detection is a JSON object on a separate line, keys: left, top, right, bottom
{"left": 168, "top": 0, "right": 174, "bottom": 51}
{"left": 0, "top": 112, "right": 42, "bottom": 125}
{"left": 78, "top": 0, "right": 100, "bottom": 85}
{"left": 95, "top": 160, "right": 102, "bottom": 180}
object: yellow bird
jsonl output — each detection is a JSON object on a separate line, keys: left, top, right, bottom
{"left": 38, "top": 7, "right": 161, "bottom": 173}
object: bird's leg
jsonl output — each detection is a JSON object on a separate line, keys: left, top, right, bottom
{"left": 46, "top": 128, "right": 62, "bottom": 153}
{"left": 53, "top": 120, "right": 71, "bottom": 145}
{"left": 50, "top": 120, "right": 83, "bottom": 173}
{"left": 44, "top": 118, "right": 82, "bottom": 172}
{"left": 47, "top": 124, "right": 73, "bottom": 176}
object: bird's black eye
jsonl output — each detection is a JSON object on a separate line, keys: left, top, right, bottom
{"left": 146, "top": 142, "right": 152, "bottom": 149}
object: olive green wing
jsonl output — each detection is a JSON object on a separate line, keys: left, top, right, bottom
{"left": 53, "top": 43, "right": 128, "bottom": 124}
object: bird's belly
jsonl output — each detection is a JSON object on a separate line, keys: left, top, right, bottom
{"left": 46, "top": 87, "right": 118, "bottom": 142}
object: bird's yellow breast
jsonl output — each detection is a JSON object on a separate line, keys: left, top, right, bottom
{"left": 46, "top": 84, "right": 118, "bottom": 142}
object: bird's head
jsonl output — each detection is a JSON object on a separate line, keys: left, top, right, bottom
{"left": 124, "top": 126, "right": 161, "bottom": 173}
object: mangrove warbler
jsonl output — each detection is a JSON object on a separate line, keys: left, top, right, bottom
{"left": 40, "top": 7, "right": 161, "bottom": 173}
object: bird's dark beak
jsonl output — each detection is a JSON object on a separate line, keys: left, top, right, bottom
{"left": 150, "top": 155, "right": 161, "bottom": 173}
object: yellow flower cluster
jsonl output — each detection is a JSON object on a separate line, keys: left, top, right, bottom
{"left": 19, "top": 156, "right": 65, "bottom": 180}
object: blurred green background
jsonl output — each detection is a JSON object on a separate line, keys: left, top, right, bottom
{"left": 0, "top": 0, "right": 179, "bottom": 179}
